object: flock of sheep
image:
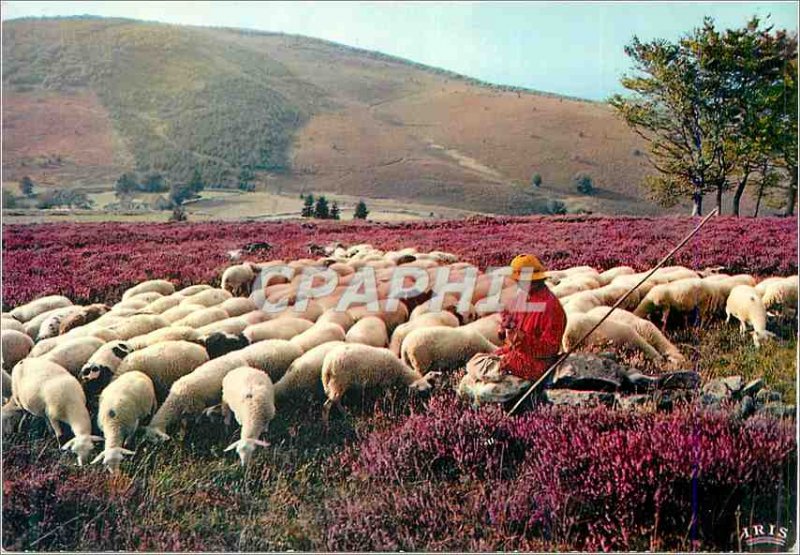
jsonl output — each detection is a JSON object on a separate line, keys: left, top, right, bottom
{"left": 1, "top": 242, "right": 796, "bottom": 471}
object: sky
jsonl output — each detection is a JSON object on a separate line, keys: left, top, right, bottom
{"left": 2, "top": 1, "right": 798, "bottom": 100}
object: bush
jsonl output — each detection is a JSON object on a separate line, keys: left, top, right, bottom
{"left": 354, "top": 200, "right": 369, "bottom": 220}
{"left": 531, "top": 173, "right": 542, "bottom": 187}
{"left": 574, "top": 172, "right": 594, "bottom": 195}
{"left": 544, "top": 199, "right": 567, "bottom": 215}
{"left": 3, "top": 188, "right": 18, "bottom": 209}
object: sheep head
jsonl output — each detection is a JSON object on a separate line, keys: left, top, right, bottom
{"left": 224, "top": 438, "right": 269, "bottom": 466}
{"left": 200, "top": 332, "right": 250, "bottom": 359}
{"left": 91, "top": 447, "right": 135, "bottom": 474}
{"left": 752, "top": 329, "right": 777, "bottom": 349}
{"left": 143, "top": 426, "right": 171, "bottom": 443}
{"left": 409, "top": 371, "right": 442, "bottom": 393}
{"left": 62, "top": 434, "right": 103, "bottom": 466}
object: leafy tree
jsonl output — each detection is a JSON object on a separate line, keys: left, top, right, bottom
{"left": 19, "top": 176, "right": 35, "bottom": 197}
{"left": 168, "top": 182, "right": 194, "bottom": 206}
{"left": 354, "top": 200, "right": 369, "bottom": 220}
{"left": 238, "top": 166, "right": 255, "bottom": 192}
{"left": 330, "top": 201, "right": 340, "bottom": 220}
{"left": 314, "top": 195, "right": 330, "bottom": 219}
{"left": 3, "top": 188, "right": 17, "bottom": 209}
{"left": 301, "top": 194, "right": 314, "bottom": 218}
{"left": 141, "top": 172, "right": 167, "bottom": 193}
{"left": 573, "top": 172, "right": 594, "bottom": 195}
{"left": 531, "top": 173, "right": 542, "bottom": 187}
{"left": 188, "top": 168, "right": 205, "bottom": 194}
{"left": 544, "top": 199, "right": 567, "bottom": 215}
{"left": 114, "top": 172, "right": 139, "bottom": 199}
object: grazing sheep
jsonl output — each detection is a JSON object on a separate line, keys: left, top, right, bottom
{"left": 410, "top": 295, "right": 476, "bottom": 325}
{"left": 176, "top": 284, "right": 214, "bottom": 297}
{"left": 243, "top": 318, "right": 314, "bottom": 344}
{"left": 145, "top": 340, "right": 301, "bottom": 441}
{"left": 23, "top": 306, "right": 78, "bottom": 339}
{"left": 726, "top": 285, "right": 775, "bottom": 348}
{"left": 58, "top": 304, "right": 111, "bottom": 335}
{"left": 289, "top": 322, "right": 345, "bottom": 352}
{"left": 1, "top": 318, "right": 25, "bottom": 334}
{"left": 462, "top": 313, "right": 503, "bottom": 346}
{"left": 389, "top": 311, "right": 460, "bottom": 355}
{"left": 127, "top": 326, "right": 200, "bottom": 350}
{"left": 221, "top": 263, "right": 259, "bottom": 297}
{"left": 316, "top": 309, "right": 355, "bottom": 332}
{"left": 8, "top": 358, "right": 102, "bottom": 464}
{"left": 401, "top": 326, "right": 497, "bottom": 375}
{"left": 321, "top": 343, "right": 438, "bottom": 420}
{"left": 160, "top": 303, "right": 205, "bottom": 324}
{"left": 633, "top": 278, "right": 710, "bottom": 328}
{"left": 273, "top": 341, "right": 345, "bottom": 403}
{"left": 550, "top": 274, "right": 601, "bottom": 298}
{"left": 560, "top": 291, "right": 607, "bottom": 315}
{"left": 172, "top": 306, "right": 230, "bottom": 329}
{"left": 141, "top": 295, "right": 183, "bottom": 315}
{"left": 125, "top": 291, "right": 165, "bottom": 305}
{"left": 122, "top": 280, "right": 175, "bottom": 300}
{"left": 198, "top": 331, "right": 250, "bottom": 359}
{"left": 2, "top": 369, "right": 11, "bottom": 401}
{"left": 347, "top": 301, "right": 409, "bottom": 333}
{"left": 194, "top": 312, "right": 269, "bottom": 337}
{"left": 114, "top": 340, "right": 210, "bottom": 400}
{"left": 9, "top": 295, "right": 72, "bottom": 323}
{"left": 1, "top": 330, "right": 35, "bottom": 371}
{"left": 754, "top": 276, "right": 787, "bottom": 296}
{"left": 597, "top": 266, "right": 636, "bottom": 286}
{"left": 79, "top": 340, "right": 134, "bottom": 392}
{"left": 345, "top": 316, "right": 389, "bottom": 348}
{"left": 761, "top": 277, "right": 798, "bottom": 315}
{"left": 93, "top": 371, "right": 157, "bottom": 473}
{"left": 112, "top": 298, "right": 150, "bottom": 312}
{"left": 179, "top": 288, "right": 233, "bottom": 309}
{"left": 275, "top": 300, "right": 324, "bottom": 323}
{"left": 220, "top": 297, "right": 258, "bottom": 318}
{"left": 37, "top": 306, "right": 85, "bottom": 340}
{"left": 42, "top": 337, "right": 106, "bottom": 377}
{"left": 220, "top": 367, "right": 276, "bottom": 466}
{"left": 105, "top": 314, "right": 168, "bottom": 340}
{"left": 562, "top": 313, "right": 663, "bottom": 362}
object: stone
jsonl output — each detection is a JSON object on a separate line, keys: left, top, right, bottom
{"left": 755, "top": 389, "right": 782, "bottom": 406}
{"left": 702, "top": 379, "right": 732, "bottom": 402}
{"left": 741, "top": 378, "right": 764, "bottom": 398}
{"left": 615, "top": 393, "right": 652, "bottom": 411}
{"left": 721, "top": 375, "right": 744, "bottom": 395}
{"left": 550, "top": 353, "right": 627, "bottom": 392}
{"left": 735, "top": 395, "right": 756, "bottom": 419}
{"left": 658, "top": 371, "right": 701, "bottom": 391}
{"left": 544, "top": 389, "right": 615, "bottom": 407}
{"left": 621, "top": 372, "right": 659, "bottom": 393}
{"left": 756, "top": 402, "right": 796, "bottom": 419}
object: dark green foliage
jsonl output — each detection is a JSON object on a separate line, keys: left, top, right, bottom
{"left": 354, "top": 200, "right": 369, "bottom": 220}
{"left": 238, "top": 166, "right": 255, "bottom": 192}
{"left": 545, "top": 199, "right": 568, "bottom": 215}
{"left": 573, "top": 172, "right": 594, "bottom": 195}
{"left": 141, "top": 172, "right": 167, "bottom": 193}
{"left": 3, "top": 188, "right": 18, "bottom": 209}
{"left": 301, "top": 195, "right": 314, "bottom": 218}
{"left": 36, "top": 189, "right": 93, "bottom": 209}
{"left": 531, "top": 173, "right": 542, "bottom": 187}
{"left": 330, "top": 201, "right": 340, "bottom": 220}
{"left": 114, "top": 172, "right": 139, "bottom": 199}
{"left": 19, "top": 176, "right": 34, "bottom": 197}
{"left": 169, "top": 204, "right": 187, "bottom": 222}
{"left": 314, "top": 196, "right": 330, "bottom": 219}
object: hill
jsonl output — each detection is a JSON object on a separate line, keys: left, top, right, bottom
{"left": 2, "top": 16, "right": 662, "bottom": 215}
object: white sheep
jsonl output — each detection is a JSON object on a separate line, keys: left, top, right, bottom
{"left": 221, "top": 263, "right": 259, "bottom": 297}
{"left": 105, "top": 314, "right": 169, "bottom": 340}
{"left": 1, "top": 317, "right": 26, "bottom": 334}
{"left": 754, "top": 276, "right": 786, "bottom": 296}
{"left": 172, "top": 306, "right": 230, "bottom": 329}
{"left": 219, "top": 297, "right": 258, "bottom": 318}
{"left": 389, "top": 311, "right": 460, "bottom": 356}
{"left": 194, "top": 316, "right": 253, "bottom": 337}
{"left": 37, "top": 306, "right": 84, "bottom": 340}
{"left": 219, "top": 367, "right": 275, "bottom": 466}
{"left": 550, "top": 274, "right": 601, "bottom": 298}
{"left": 122, "top": 279, "right": 175, "bottom": 300}
{"left": 23, "top": 306, "right": 78, "bottom": 339}
{"left": 145, "top": 339, "right": 302, "bottom": 441}
{"left": 596, "top": 266, "right": 636, "bottom": 286}
{"left": 1, "top": 330, "right": 34, "bottom": 371}
{"left": 562, "top": 313, "right": 663, "bottom": 362}
{"left": 243, "top": 317, "right": 314, "bottom": 344}
{"left": 176, "top": 284, "right": 214, "bottom": 297}
{"left": 401, "top": 326, "right": 497, "bottom": 375}
{"left": 112, "top": 298, "right": 151, "bottom": 312}
{"left": 273, "top": 341, "right": 345, "bottom": 404}
{"left": 57, "top": 304, "right": 111, "bottom": 335}
{"left": 124, "top": 291, "right": 165, "bottom": 304}
{"left": 316, "top": 309, "right": 355, "bottom": 332}
{"left": 179, "top": 288, "right": 232, "bottom": 308}
{"left": 321, "top": 343, "right": 438, "bottom": 420}
{"left": 79, "top": 340, "right": 135, "bottom": 390}
{"left": 114, "top": 340, "right": 210, "bottom": 400}
{"left": 347, "top": 300, "right": 409, "bottom": 333}
{"left": 92, "top": 371, "right": 157, "bottom": 473}
{"left": 633, "top": 278, "right": 710, "bottom": 328}
{"left": 7, "top": 358, "right": 102, "bottom": 464}
{"left": 9, "top": 295, "right": 72, "bottom": 323}
{"left": 127, "top": 325, "right": 200, "bottom": 350}
{"left": 141, "top": 295, "right": 183, "bottom": 314}
{"left": 345, "top": 316, "right": 389, "bottom": 348}
{"left": 42, "top": 336, "right": 106, "bottom": 377}
{"left": 461, "top": 313, "right": 503, "bottom": 346}
{"left": 160, "top": 303, "right": 205, "bottom": 324}
{"left": 726, "top": 285, "right": 775, "bottom": 348}
{"left": 290, "top": 322, "right": 346, "bottom": 352}
{"left": 410, "top": 295, "right": 477, "bottom": 325}
{"left": 761, "top": 276, "right": 798, "bottom": 316}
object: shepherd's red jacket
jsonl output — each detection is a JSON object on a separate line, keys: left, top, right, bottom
{"left": 496, "top": 285, "right": 567, "bottom": 381}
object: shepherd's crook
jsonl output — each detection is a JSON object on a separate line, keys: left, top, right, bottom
{"left": 506, "top": 208, "right": 719, "bottom": 417}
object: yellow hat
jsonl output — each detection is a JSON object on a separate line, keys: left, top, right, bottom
{"left": 510, "top": 254, "right": 547, "bottom": 281}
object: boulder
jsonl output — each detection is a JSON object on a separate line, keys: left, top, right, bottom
{"left": 658, "top": 371, "right": 700, "bottom": 391}
{"left": 756, "top": 402, "right": 796, "bottom": 419}
{"left": 621, "top": 372, "right": 659, "bottom": 393}
{"left": 545, "top": 389, "right": 615, "bottom": 407}
{"left": 735, "top": 395, "right": 755, "bottom": 419}
{"left": 755, "top": 389, "right": 782, "bottom": 406}
{"left": 702, "top": 375, "right": 744, "bottom": 402}
{"left": 550, "top": 353, "right": 628, "bottom": 392}
{"left": 615, "top": 393, "right": 652, "bottom": 411}
{"left": 741, "top": 378, "right": 764, "bottom": 398}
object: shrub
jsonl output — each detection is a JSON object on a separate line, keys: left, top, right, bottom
{"left": 3, "top": 188, "right": 18, "bottom": 209}
{"left": 574, "top": 172, "right": 594, "bottom": 194}
{"left": 531, "top": 173, "right": 542, "bottom": 187}
{"left": 544, "top": 199, "right": 567, "bottom": 215}
{"left": 354, "top": 200, "right": 369, "bottom": 219}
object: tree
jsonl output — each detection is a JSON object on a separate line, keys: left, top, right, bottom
{"left": 188, "top": 169, "right": 205, "bottom": 195}
{"left": 168, "top": 182, "right": 194, "bottom": 207}
{"left": 573, "top": 172, "right": 594, "bottom": 195}
{"left": 3, "top": 188, "right": 17, "bottom": 209}
{"left": 141, "top": 172, "right": 167, "bottom": 193}
{"left": 354, "top": 200, "right": 369, "bottom": 220}
{"left": 19, "top": 176, "right": 35, "bottom": 197}
{"left": 114, "top": 173, "right": 139, "bottom": 199}
{"left": 330, "top": 201, "right": 341, "bottom": 220}
{"left": 301, "top": 194, "right": 314, "bottom": 218}
{"left": 238, "top": 166, "right": 255, "bottom": 192}
{"left": 314, "top": 195, "right": 330, "bottom": 219}
{"left": 531, "top": 173, "right": 542, "bottom": 187}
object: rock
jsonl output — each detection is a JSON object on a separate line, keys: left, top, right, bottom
{"left": 615, "top": 393, "right": 652, "bottom": 411}
{"left": 721, "top": 375, "right": 744, "bottom": 395}
{"left": 621, "top": 372, "right": 659, "bottom": 393}
{"left": 242, "top": 241, "right": 272, "bottom": 254}
{"left": 735, "top": 395, "right": 755, "bottom": 419}
{"left": 658, "top": 371, "right": 700, "bottom": 391}
{"left": 700, "top": 392, "right": 724, "bottom": 407}
{"left": 654, "top": 389, "right": 695, "bottom": 411}
{"left": 550, "top": 353, "right": 627, "bottom": 392}
{"left": 756, "top": 402, "right": 796, "bottom": 419}
{"left": 755, "top": 389, "right": 782, "bottom": 406}
{"left": 742, "top": 378, "right": 764, "bottom": 398}
{"left": 702, "top": 379, "right": 732, "bottom": 402}
{"left": 544, "top": 389, "right": 615, "bottom": 407}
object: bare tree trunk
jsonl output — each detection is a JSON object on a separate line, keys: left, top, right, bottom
{"left": 715, "top": 185, "right": 723, "bottom": 216}
{"left": 692, "top": 190, "right": 703, "bottom": 216}
{"left": 732, "top": 172, "right": 750, "bottom": 217}
{"left": 753, "top": 179, "right": 766, "bottom": 217}
{"left": 784, "top": 169, "right": 797, "bottom": 217}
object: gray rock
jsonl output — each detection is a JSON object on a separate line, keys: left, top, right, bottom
{"left": 741, "top": 378, "right": 764, "bottom": 398}
{"left": 658, "top": 371, "right": 701, "bottom": 391}
{"left": 621, "top": 372, "right": 659, "bottom": 393}
{"left": 721, "top": 376, "right": 744, "bottom": 395}
{"left": 735, "top": 395, "right": 755, "bottom": 419}
{"left": 550, "top": 353, "right": 627, "bottom": 392}
{"left": 700, "top": 392, "right": 724, "bottom": 407}
{"left": 702, "top": 379, "right": 732, "bottom": 401}
{"left": 545, "top": 389, "right": 615, "bottom": 407}
{"left": 615, "top": 393, "right": 652, "bottom": 411}
{"left": 755, "top": 389, "right": 782, "bottom": 406}
{"left": 756, "top": 402, "right": 796, "bottom": 419}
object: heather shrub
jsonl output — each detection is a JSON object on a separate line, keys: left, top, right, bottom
{"left": 574, "top": 172, "right": 594, "bottom": 194}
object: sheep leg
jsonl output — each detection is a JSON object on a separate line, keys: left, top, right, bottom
{"left": 739, "top": 321, "right": 747, "bottom": 336}
{"left": 221, "top": 403, "right": 233, "bottom": 428}
{"left": 660, "top": 308, "right": 670, "bottom": 332}
{"left": 48, "top": 417, "right": 64, "bottom": 443}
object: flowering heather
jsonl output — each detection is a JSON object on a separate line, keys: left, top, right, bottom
{"left": 2, "top": 216, "right": 795, "bottom": 308}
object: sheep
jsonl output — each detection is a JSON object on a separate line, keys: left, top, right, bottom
{"left": 23, "top": 306, "right": 78, "bottom": 339}
{"left": 114, "top": 341, "right": 210, "bottom": 400}
{"left": 127, "top": 326, "right": 200, "bottom": 350}
{"left": 550, "top": 274, "right": 601, "bottom": 298}
{"left": 172, "top": 306, "right": 230, "bottom": 329}
{"left": 105, "top": 314, "right": 168, "bottom": 340}
{"left": 243, "top": 318, "right": 314, "bottom": 344}
{"left": 198, "top": 331, "right": 251, "bottom": 359}
{"left": 36, "top": 306, "right": 85, "bottom": 340}
{"left": 92, "top": 371, "right": 157, "bottom": 473}
{"left": 42, "top": 337, "right": 106, "bottom": 377}
{"left": 219, "top": 367, "right": 276, "bottom": 466}
{"left": 58, "top": 304, "right": 111, "bottom": 335}
{"left": 141, "top": 295, "right": 183, "bottom": 315}
{"left": 561, "top": 291, "right": 607, "bottom": 315}
{"left": 125, "top": 291, "right": 165, "bottom": 305}
{"left": 597, "top": 266, "right": 636, "bottom": 286}
{"left": 289, "top": 322, "right": 345, "bottom": 352}
{"left": 9, "top": 295, "right": 72, "bottom": 323}
{"left": 726, "top": 285, "right": 775, "bottom": 348}
{"left": 585, "top": 307, "right": 686, "bottom": 368}
{"left": 410, "top": 295, "right": 477, "bottom": 325}
{"left": 321, "top": 343, "right": 438, "bottom": 420}
{"left": 79, "top": 340, "right": 135, "bottom": 393}
{"left": 221, "top": 263, "right": 259, "bottom": 297}
{"left": 176, "top": 284, "right": 214, "bottom": 297}
{"left": 754, "top": 276, "right": 787, "bottom": 296}
{"left": 316, "top": 309, "right": 355, "bottom": 332}
{"left": 194, "top": 314, "right": 266, "bottom": 337}
{"left": 112, "top": 298, "right": 151, "bottom": 312}
{"left": 2, "top": 369, "right": 11, "bottom": 401}
{"left": 274, "top": 300, "right": 324, "bottom": 323}
{"left": 122, "top": 279, "right": 175, "bottom": 300}
{"left": 179, "top": 288, "right": 233, "bottom": 308}
{"left": 161, "top": 303, "right": 205, "bottom": 324}
{"left": 1, "top": 318, "right": 25, "bottom": 334}
{"left": 389, "top": 311, "right": 460, "bottom": 356}
{"left": 761, "top": 276, "right": 798, "bottom": 316}
{"left": 633, "top": 278, "right": 711, "bottom": 328}
{"left": 562, "top": 313, "right": 663, "bottom": 362}
{"left": 219, "top": 297, "right": 258, "bottom": 318}
{"left": 345, "top": 316, "right": 389, "bottom": 348}
{"left": 145, "top": 339, "right": 302, "bottom": 441}
{"left": 401, "top": 326, "right": 497, "bottom": 375}
{"left": 1, "top": 330, "right": 34, "bottom": 371}
{"left": 462, "top": 313, "right": 503, "bottom": 346}
{"left": 273, "top": 341, "right": 345, "bottom": 404}
{"left": 347, "top": 301, "right": 409, "bottom": 333}
{"left": 7, "top": 358, "right": 102, "bottom": 464}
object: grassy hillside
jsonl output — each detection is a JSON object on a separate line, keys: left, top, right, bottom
{"left": 2, "top": 16, "right": 661, "bottom": 214}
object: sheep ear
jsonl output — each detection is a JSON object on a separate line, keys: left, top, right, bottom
{"left": 224, "top": 441, "right": 240, "bottom": 452}
{"left": 91, "top": 452, "right": 105, "bottom": 465}
{"left": 61, "top": 438, "right": 75, "bottom": 451}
